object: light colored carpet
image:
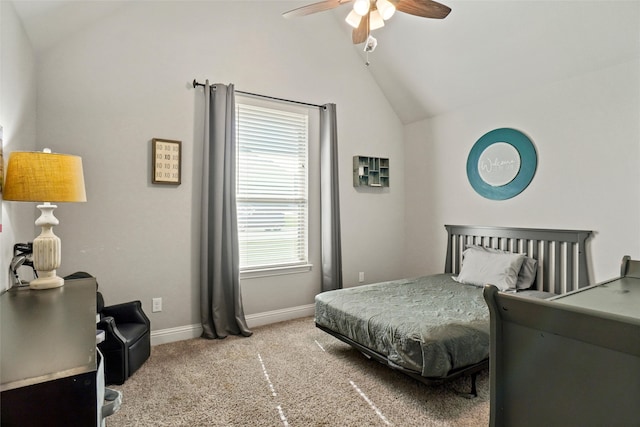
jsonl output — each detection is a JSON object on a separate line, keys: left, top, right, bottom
{"left": 108, "top": 317, "right": 489, "bottom": 426}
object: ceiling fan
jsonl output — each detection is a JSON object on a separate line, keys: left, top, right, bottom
{"left": 283, "top": 0, "right": 451, "bottom": 45}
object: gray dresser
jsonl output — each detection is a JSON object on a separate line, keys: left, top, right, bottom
{"left": 1, "top": 277, "right": 98, "bottom": 426}
{"left": 484, "top": 257, "right": 640, "bottom": 427}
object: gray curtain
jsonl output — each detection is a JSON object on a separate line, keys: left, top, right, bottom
{"left": 200, "top": 81, "right": 252, "bottom": 338}
{"left": 320, "top": 103, "right": 343, "bottom": 292}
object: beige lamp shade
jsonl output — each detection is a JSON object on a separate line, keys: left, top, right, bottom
{"left": 3, "top": 151, "right": 87, "bottom": 203}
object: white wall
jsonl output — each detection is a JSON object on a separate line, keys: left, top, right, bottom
{"left": 6, "top": 0, "right": 635, "bottom": 336}
{"left": 34, "top": 1, "right": 405, "bottom": 331}
{"left": 404, "top": 59, "right": 640, "bottom": 284}
{"left": 0, "top": 1, "right": 37, "bottom": 292}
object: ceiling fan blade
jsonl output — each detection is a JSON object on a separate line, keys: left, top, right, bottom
{"left": 352, "top": 11, "right": 370, "bottom": 44}
{"left": 283, "top": 0, "right": 351, "bottom": 18}
{"left": 395, "top": 0, "right": 451, "bottom": 19}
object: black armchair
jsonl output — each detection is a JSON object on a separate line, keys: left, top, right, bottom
{"left": 64, "top": 272, "right": 151, "bottom": 385}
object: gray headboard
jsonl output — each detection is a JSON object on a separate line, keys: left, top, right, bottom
{"left": 444, "top": 225, "right": 593, "bottom": 294}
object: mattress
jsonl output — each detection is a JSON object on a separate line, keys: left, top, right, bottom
{"left": 315, "top": 274, "right": 490, "bottom": 378}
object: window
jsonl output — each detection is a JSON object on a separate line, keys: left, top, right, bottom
{"left": 236, "top": 100, "right": 309, "bottom": 273}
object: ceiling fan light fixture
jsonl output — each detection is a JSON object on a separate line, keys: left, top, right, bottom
{"left": 364, "top": 34, "right": 377, "bottom": 52}
{"left": 353, "top": 0, "right": 371, "bottom": 16}
{"left": 376, "top": 0, "right": 396, "bottom": 20}
{"left": 369, "top": 9, "right": 385, "bottom": 30}
{"left": 345, "top": 9, "right": 362, "bottom": 28}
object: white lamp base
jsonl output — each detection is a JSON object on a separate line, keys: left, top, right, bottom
{"left": 30, "top": 203, "right": 64, "bottom": 290}
{"left": 30, "top": 273, "right": 64, "bottom": 290}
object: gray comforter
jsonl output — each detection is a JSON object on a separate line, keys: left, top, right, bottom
{"left": 315, "top": 274, "right": 490, "bottom": 378}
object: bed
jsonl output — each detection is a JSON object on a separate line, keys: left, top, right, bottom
{"left": 483, "top": 256, "right": 640, "bottom": 426}
{"left": 315, "top": 225, "right": 593, "bottom": 395}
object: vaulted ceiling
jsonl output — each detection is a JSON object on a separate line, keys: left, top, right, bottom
{"left": 12, "top": 0, "right": 640, "bottom": 124}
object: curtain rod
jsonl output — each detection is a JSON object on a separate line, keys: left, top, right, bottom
{"left": 192, "top": 79, "right": 323, "bottom": 109}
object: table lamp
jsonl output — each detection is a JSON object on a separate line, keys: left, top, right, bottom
{"left": 3, "top": 149, "right": 87, "bottom": 289}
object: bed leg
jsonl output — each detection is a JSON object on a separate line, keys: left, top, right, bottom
{"left": 470, "top": 372, "right": 478, "bottom": 398}
{"left": 456, "top": 373, "right": 479, "bottom": 399}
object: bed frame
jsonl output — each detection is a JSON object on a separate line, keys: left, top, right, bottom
{"left": 445, "top": 225, "right": 593, "bottom": 294}
{"left": 317, "top": 225, "right": 593, "bottom": 396}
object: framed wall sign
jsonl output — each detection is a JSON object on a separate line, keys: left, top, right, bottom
{"left": 1, "top": 125, "right": 3, "bottom": 232}
{"left": 152, "top": 138, "right": 182, "bottom": 185}
{"left": 466, "top": 128, "right": 537, "bottom": 200}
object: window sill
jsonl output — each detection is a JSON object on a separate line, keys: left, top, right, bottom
{"left": 240, "top": 263, "right": 313, "bottom": 280}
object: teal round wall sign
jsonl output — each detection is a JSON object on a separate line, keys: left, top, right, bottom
{"left": 467, "top": 128, "right": 537, "bottom": 200}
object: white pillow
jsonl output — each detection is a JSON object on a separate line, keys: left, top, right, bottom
{"left": 465, "top": 245, "right": 538, "bottom": 290}
{"left": 453, "top": 248, "right": 525, "bottom": 291}
{"left": 515, "top": 256, "right": 537, "bottom": 289}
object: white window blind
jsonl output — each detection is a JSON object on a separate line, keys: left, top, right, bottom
{"left": 236, "top": 102, "right": 309, "bottom": 271}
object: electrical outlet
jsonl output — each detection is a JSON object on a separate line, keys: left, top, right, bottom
{"left": 152, "top": 297, "right": 162, "bottom": 313}
{"left": 358, "top": 272, "right": 365, "bottom": 283}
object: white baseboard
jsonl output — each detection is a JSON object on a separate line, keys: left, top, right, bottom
{"left": 150, "top": 324, "right": 203, "bottom": 346}
{"left": 150, "top": 303, "right": 315, "bottom": 346}
{"left": 246, "top": 303, "right": 314, "bottom": 328}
